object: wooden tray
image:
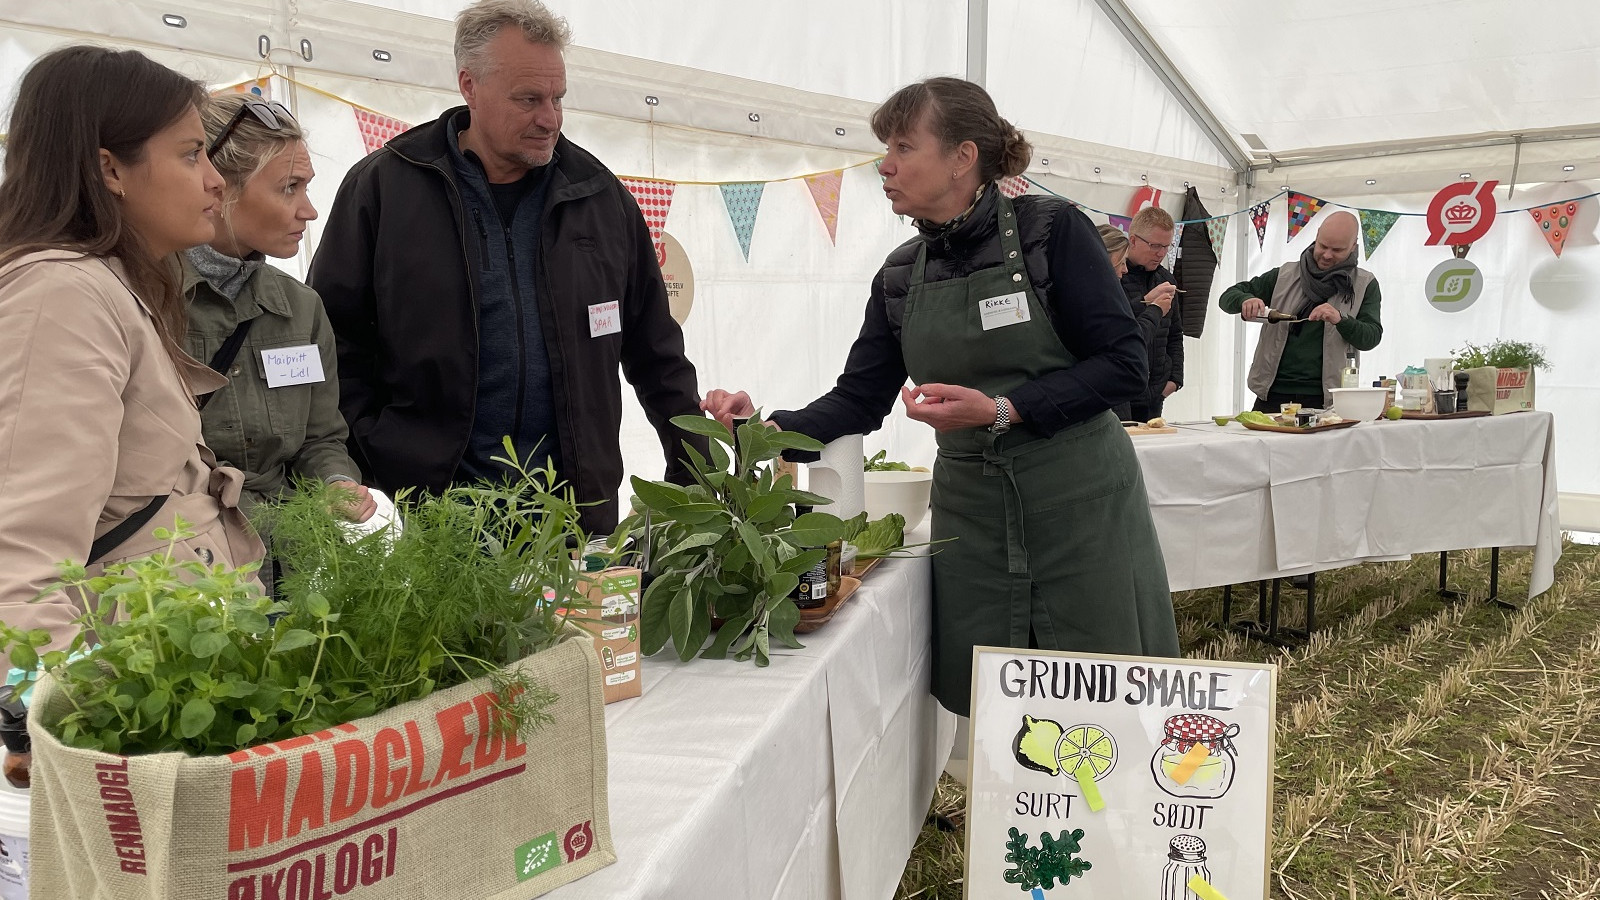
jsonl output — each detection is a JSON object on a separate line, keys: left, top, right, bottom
{"left": 1400, "top": 409, "right": 1490, "bottom": 420}
{"left": 1240, "top": 418, "right": 1360, "bottom": 434}
{"left": 796, "top": 575, "right": 862, "bottom": 633}
{"left": 850, "top": 556, "right": 883, "bottom": 579}
{"left": 1121, "top": 422, "right": 1178, "bottom": 435}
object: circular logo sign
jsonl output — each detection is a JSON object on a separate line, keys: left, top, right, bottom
{"left": 659, "top": 231, "right": 695, "bottom": 325}
{"left": 1425, "top": 258, "right": 1483, "bottom": 312}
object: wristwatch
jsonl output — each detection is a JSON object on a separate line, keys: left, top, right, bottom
{"left": 991, "top": 396, "right": 1012, "bottom": 434}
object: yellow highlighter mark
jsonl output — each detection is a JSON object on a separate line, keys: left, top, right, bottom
{"left": 1169, "top": 742, "right": 1211, "bottom": 784}
{"left": 1073, "top": 766, "right": 1105, "bottom": 812}
{"left": 1187, "top": 874, "right": 1228, "bottom": 900}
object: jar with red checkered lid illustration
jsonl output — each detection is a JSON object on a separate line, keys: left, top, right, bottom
{"left": 1150, "top": 713, "right": 1240, "bottom": 799}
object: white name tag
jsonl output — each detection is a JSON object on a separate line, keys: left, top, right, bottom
{"left": 259, "top": 345, "right": 325, "bottom": 388}
{"left": 979, "top": 292, "right": 1032, "bottom": 331}
{"left": 588, "top": 301, "right": 621, "bottom": 338}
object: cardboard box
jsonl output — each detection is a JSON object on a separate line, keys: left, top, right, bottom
{"left": 576, "top": 567, "right": 642, "bottom": 704}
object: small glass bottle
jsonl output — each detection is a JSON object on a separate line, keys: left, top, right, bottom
{"left": 1340, "top": 352, "right": 1359, "bottom": 389}
{"left": 0, "top": 702, "right": 28, "bottom": 790}
{"left": 1160, "top": 834, "right": 1211, "bottom": 900}
{"left": 791, "top": 506, "right": 828, "bottom": 609}
{"left": 1264, "top": 308, "right": 1297, "bottom": 323}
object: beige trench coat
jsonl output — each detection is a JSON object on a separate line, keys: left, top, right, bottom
{"left": 0, "top": 250, "right": 265, "bottom": 649}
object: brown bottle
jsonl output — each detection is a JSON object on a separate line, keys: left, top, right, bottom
{"left": 0, "top": 702, "right": 29, "bottom": 790}
{"left": 1264, "top": 308, "right": 1298, "bottom": 323}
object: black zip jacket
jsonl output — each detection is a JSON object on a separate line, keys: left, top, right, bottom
{"left": 308, "top": 106, "right": 705, "bottom": 535}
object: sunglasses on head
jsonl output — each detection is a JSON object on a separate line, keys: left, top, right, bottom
{"left": 207, "top": 98, "right": 295, "bottom": 159}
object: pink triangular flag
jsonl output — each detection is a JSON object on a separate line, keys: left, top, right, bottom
{"left": 620, "top": 177, "right": 678, "bottom": 263}
{"left": 1529, "top": 201, "right": 1579, "bottom": 258}
{"left": 804, "top": 170, "right": 844, "bottom": 244}
{"left": 352, "top": 108, "right": 411, "bottom": 155}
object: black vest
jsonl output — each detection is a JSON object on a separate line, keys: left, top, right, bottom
{"left": 880, "top": 188, "right": 1064, "bottom": 338}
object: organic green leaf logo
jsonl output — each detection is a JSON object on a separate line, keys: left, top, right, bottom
{"left": 516, "top": 832, "right": 561, "bottom": 881}
{"left": 1425, "top": 258, "right": 1483, "bottom": 312}
{"left": 1432, "top": 267, "right": 1475, "bottom": 303}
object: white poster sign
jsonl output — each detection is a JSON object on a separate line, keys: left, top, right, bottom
{"left": 964, "top": 648, "right": 1276, "bottom": 900}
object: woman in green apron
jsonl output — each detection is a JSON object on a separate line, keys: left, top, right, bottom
{"left": 703, "top": 77, "right": 1179, "bottom": 716}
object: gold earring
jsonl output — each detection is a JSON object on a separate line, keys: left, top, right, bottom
{"left": 115, "top": 188, "right": 125, "bottom": 199}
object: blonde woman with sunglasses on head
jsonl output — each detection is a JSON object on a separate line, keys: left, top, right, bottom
{"left": 182, "top": 95, "right": 376, "bottom": 585}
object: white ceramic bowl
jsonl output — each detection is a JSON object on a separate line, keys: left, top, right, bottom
{"left": 1328, "top": 386, "right": 1388, "bottom": 422}
{"left": 863, "top": 470, "right": 933, "bottom": 532}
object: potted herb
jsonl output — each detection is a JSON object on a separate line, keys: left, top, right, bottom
{"left": 618, "top": 415, "right": 848, "bottom": 666}
{"left": 1451, "top": 339, "right": 1550, "bottom": 413}
{"left": 2, "top": 443, "right": 616, "bottom": 899}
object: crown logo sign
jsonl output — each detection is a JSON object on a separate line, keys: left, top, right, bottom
{"left": 1445, "top": 201, "right": 1478, "bottom": 224}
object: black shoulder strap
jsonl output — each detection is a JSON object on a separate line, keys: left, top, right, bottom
{"left": 197, "top": 317, "right": 256, "bottom": 411}
{"left": 88, "top": 495, "right": 169, "bottom": 565}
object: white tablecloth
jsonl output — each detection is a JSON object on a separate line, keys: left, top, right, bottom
{"left": 1132, "top": 411, "right": 1561, "bottom": 597}
{"left": 548, "top": 553, "right": 955, "bottom": 900}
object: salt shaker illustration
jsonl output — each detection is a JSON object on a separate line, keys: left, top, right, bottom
{"left": 1150, "top": 713, "right": 1239, "bottom": 799}
{"left": 1159, "top": 834, "right": 1210, "bottom": 900}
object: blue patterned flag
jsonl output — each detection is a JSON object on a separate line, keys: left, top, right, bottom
{"left": 720, "top": 182, "right": 765, "bottom": 261}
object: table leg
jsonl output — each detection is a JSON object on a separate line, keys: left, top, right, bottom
{"left": 1220, "top": 583, "right": 1233, "bottom": 626}
{"left": 1257, "top": 580, "right": 1268, "bottom": 624}
{"left": 1489, "top": 546, "right": 1516, "bottom": 610}
{"left": 1305, "top": 571, "right": 1317, "bottom": 633}
{"left": 1438, "top": 551, "right": 1465, "bottom": 601}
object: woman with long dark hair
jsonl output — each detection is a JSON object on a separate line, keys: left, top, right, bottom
{"left": 0, "top": 46, "right": 266, "bottom": 648}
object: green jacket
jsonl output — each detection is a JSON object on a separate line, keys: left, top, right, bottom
{"left": 182, "top": 257, "right": 360, "bottom": 516}
{"left": 1219, "top": 266, "right": 1383, "bottom": 397}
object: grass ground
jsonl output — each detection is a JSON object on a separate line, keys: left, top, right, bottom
{"left": 895, "top": 541, "right": 1600, "bottom": 899}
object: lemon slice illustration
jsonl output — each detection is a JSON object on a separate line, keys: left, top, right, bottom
{"left": 1057, "top": 724, "right": 1116, "bottom": 781}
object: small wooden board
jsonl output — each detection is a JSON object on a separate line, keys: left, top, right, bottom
{"left": 1399, "top": 409, "right": 1490, "bottom": 420}
{"left": 1121, "top": 422, "right": 1179, "bottom": 435}
{"left": 850, "top": 556, "right": 883, "bottom": 579}
{"left": 1240, "top": 418, "right": 1360, "bottom": 435}
{"left": 795, "top": 575, "right": 862, "bottom": 633}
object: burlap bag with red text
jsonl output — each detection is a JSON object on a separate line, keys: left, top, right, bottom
{"left": 27, "top": 629, "right": 611, "bottom": 899}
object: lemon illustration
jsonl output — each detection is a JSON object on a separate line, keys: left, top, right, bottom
{"left": 1012, "top": 715, "right": 1065, "bottom": 775}
{"left": 1057, "top": 724, "right": 1117, "bottom": 781}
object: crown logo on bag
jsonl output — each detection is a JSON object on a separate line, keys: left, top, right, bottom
{"left": 1444, "top": 201, "right": 1477, "bottom": 224}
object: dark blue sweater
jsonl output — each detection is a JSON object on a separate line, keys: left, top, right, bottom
{"left": 446, "top": 117, "right": 560, "bottom": 482}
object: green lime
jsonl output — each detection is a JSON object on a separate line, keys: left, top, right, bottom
{"left": 1385, "top": 405, "right": 1403, "bottom": 420}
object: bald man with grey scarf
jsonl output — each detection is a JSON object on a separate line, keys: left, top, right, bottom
{"left": 1219, "top": 211, "right": 1384, "bottom": 411}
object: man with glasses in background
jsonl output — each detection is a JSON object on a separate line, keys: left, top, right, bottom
{"left": 1119, "top": 206, "right": 1184, "bottom": 422}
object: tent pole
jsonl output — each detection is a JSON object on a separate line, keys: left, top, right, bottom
{"left": 966, "top": 0, "right": 988, "bottom": 86}
{"left": 1233, "top": 170, "right": 1253, "bottom": 412}
{"left": 1088, "top": 0, "right": 1249, "bottom": 174}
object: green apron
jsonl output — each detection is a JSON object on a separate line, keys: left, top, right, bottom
{"left": 901, "top": 193, "right": 1180, "bottom": 716}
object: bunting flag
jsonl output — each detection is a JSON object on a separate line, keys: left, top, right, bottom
{"left": 1530, "top": 201, "right": 1579, "bottom": 257}
{"left": 1108, "top": 215, "right": 1131, "bottom": 234}
{"left": 1205, "top": 216, "right": 1228, "bottom": 258}
{"left": 620, "top": 177, "right": 677, "bottom": 263}
{"left": 720, "top": 182, "right": 765, "bottom": 261}
{"left": 1359, "top": 209, "right": 1401, "bottom": 259}
{"left": 804, "top": 170, "right": 843, "bottom": 244}
{"left": 1163, "top": 223, "right": 1184, "bottom": 270}
{"left": 998, "top": 175, "right": 1031, "bottom": 199}
{"left": 353, "top": 108, "right": 411, "bottom": 156}
{"left": 215, "top": 78, "right": 271, "bottom": 100}
{"left": 1285, "top": 191, "right": 1325, "bottom": 241}
{"left": 1250, "top": 201, "right": 1271, "bottom": 249}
